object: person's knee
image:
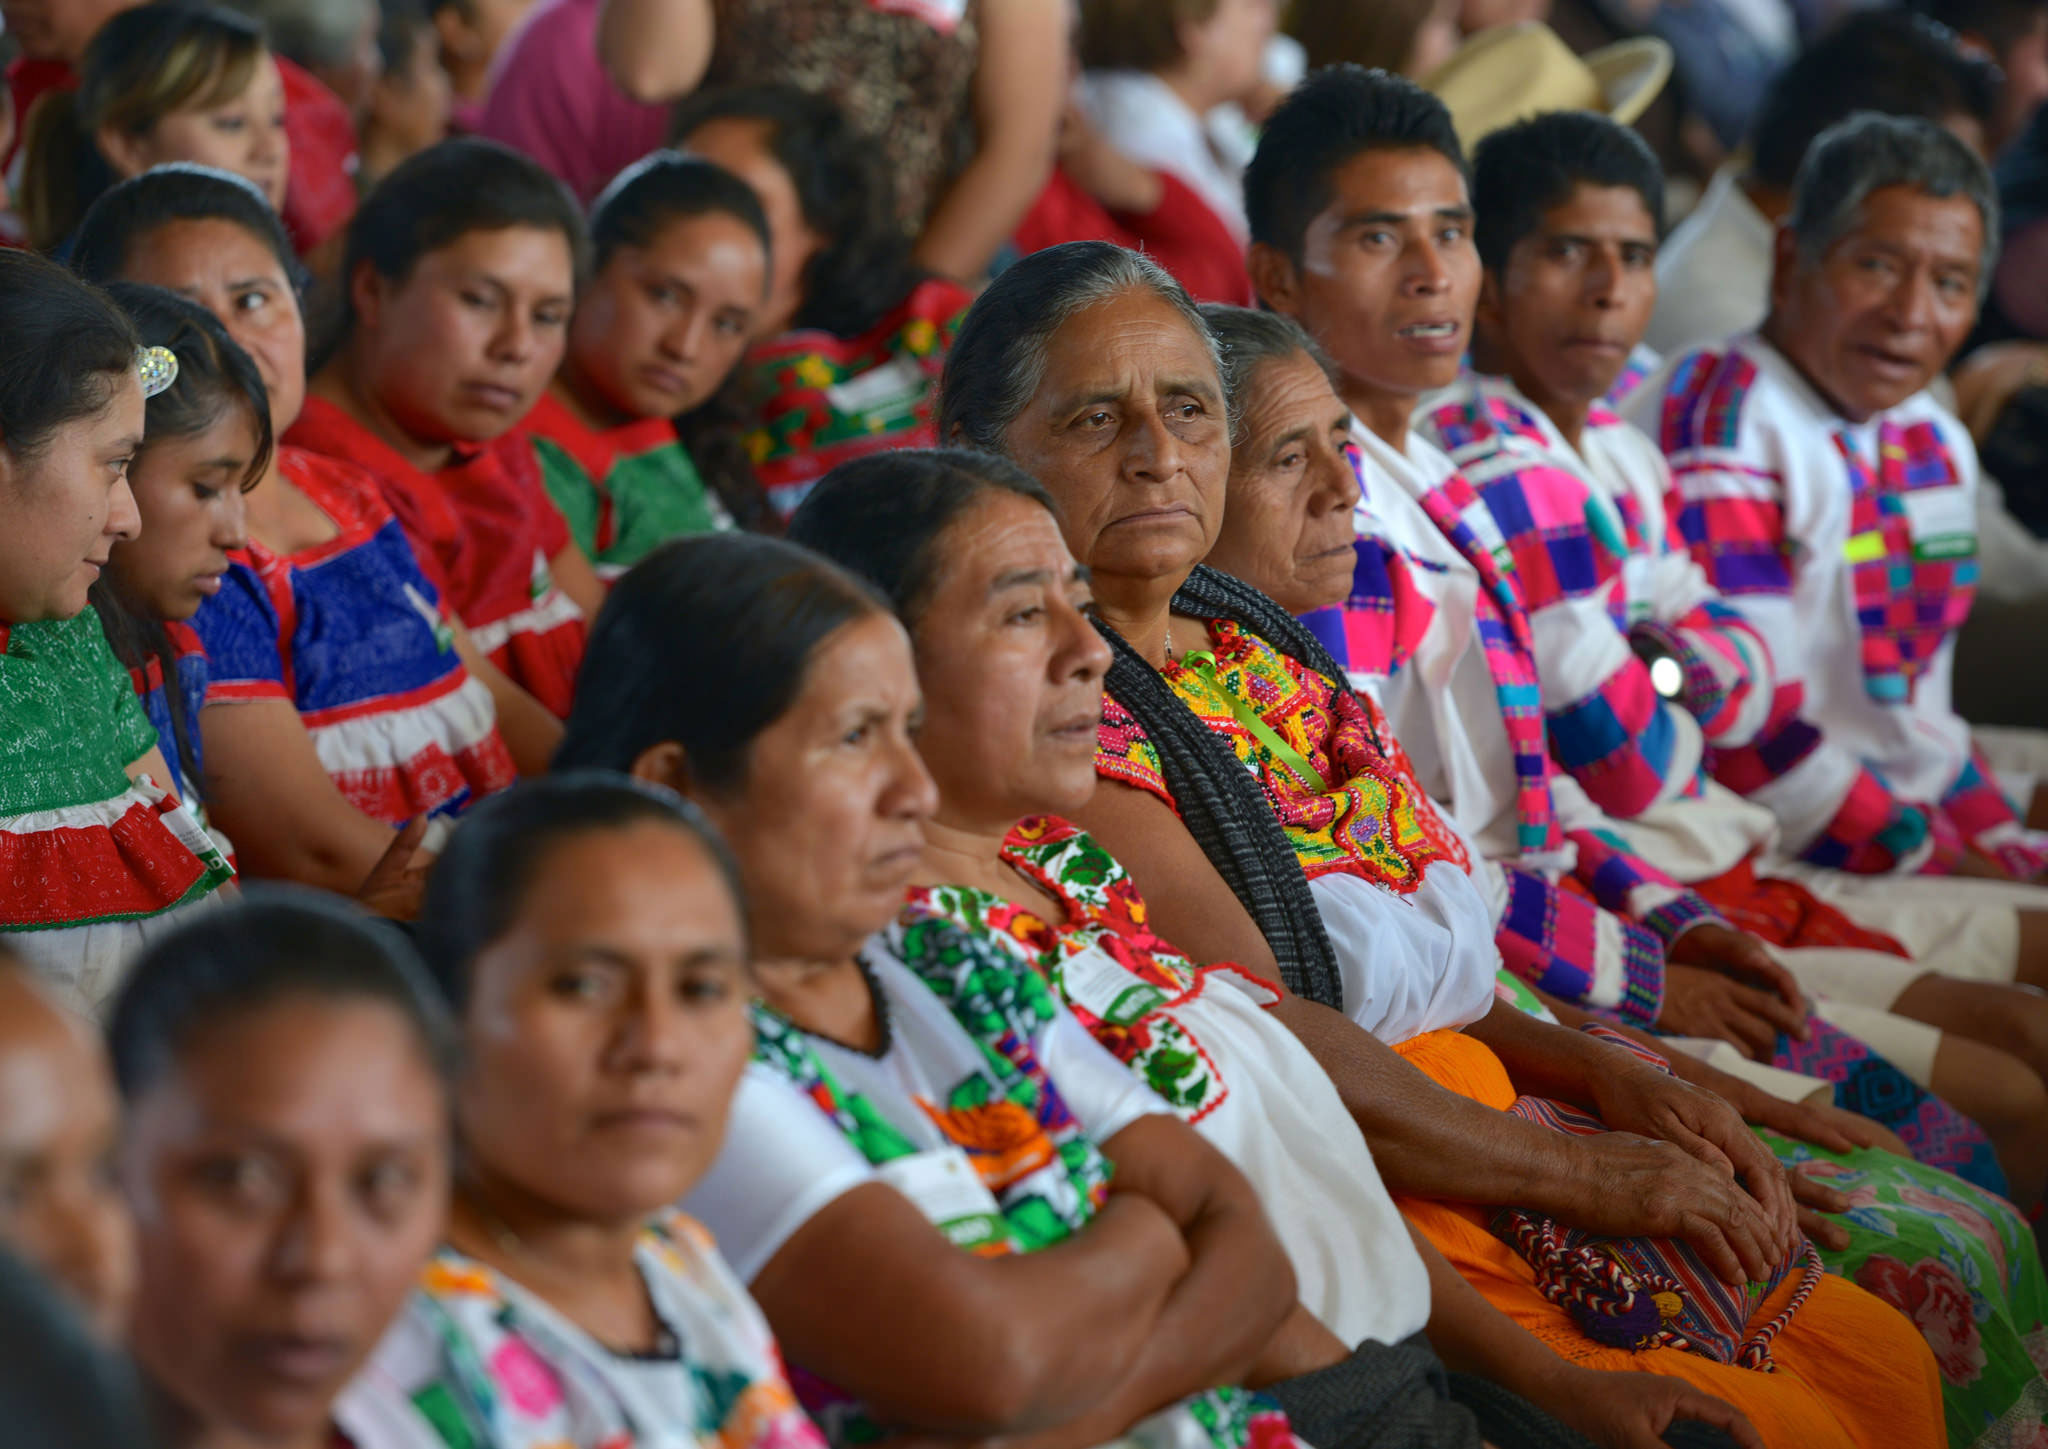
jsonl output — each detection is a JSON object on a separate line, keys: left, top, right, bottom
{"left": 1936, "top": 1035, "right": 2048, "bottom": 1131}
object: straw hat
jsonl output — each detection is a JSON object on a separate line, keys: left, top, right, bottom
{"left": 1423, "top": 21, "right": 1673, "bottom": 151}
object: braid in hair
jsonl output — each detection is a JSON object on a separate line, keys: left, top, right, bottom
{"left": 1095, "top": 566, "right": 1347, "bottom": 1009}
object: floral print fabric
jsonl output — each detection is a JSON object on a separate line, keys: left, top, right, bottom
{"left": 1759, "top": 1131, "right": 2048, "bottom": 1448}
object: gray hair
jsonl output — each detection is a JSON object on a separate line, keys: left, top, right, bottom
{"left": 221, "top": 0, "right": 373, "bottom": 71}
{"left": 1787, "top": 111, "right": 2000, "bottom": 297}
{"left": 937, "top": 241, "right": 1224, "bottom": 456}
{"left": 1198, "top": 304, "right": 1341, "bottom": 447}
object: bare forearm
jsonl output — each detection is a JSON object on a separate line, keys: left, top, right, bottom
{"left": 1409, "top": 1224, "right": 1567, "bottom": 1404}
{"left": 1270, "top": 994, "right": 1575, "bottom": 1207}
{"left": 1464, "top": 998, "right": 1629, "bottom": 1110}
{"left": 914, "top": 144, "right": 1054, "bottom": 282}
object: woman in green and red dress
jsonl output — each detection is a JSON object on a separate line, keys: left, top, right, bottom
{"left": 522, "top": 151, "right": 770, "bottom": 576}
{"left": 0, "top": 251, "right": 231, "bottom": 1012}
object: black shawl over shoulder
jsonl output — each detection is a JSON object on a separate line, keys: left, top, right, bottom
{"left": 1095, "top": 564, "right": 1357, "bottom": 1010}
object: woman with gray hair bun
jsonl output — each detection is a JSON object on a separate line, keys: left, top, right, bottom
{"left": 939, "top": 238, "right": 1948, "bottom": 1449}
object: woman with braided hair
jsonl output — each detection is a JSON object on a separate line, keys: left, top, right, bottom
{"left": 934, "top": 239, "right": 1944, "bottom": 1449}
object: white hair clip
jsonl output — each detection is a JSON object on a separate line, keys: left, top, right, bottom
{"left": 136, "top": 345, "right": 179, "bottom": 399}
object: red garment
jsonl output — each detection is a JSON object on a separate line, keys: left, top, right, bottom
{"left": 1688, "top": 857, "right": 1910, "bottom": 956}
{"left": 1013, "top": 167, "right": 1251, "bottom": 307}
{"left": 4, "top": 54, "right": 356, "bottom": 256}
{"left": 285, "top": 397, "right": 587, "bottom": 717}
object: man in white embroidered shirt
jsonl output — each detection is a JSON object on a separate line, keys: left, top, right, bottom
{"left": 1622, "top": 113, "right": 2048, "bottom": 1020}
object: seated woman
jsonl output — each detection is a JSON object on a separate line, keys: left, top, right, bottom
{"left": 1179, "top": 311, "right": 2048, "bottom": 1446}
{"left": 341, "top": 774, "right": 824, "bottom": 1448}
{"left": 672, "top": 86, "right": 975, "bottom": 521}
{"left": 0, "top": 250, "right": 231, "bottom": 1008}
{"left": 90, "top": 281, "right": 269, "bottom": 822}
{"left": 555, "top": 536, "right": 1363, "bottom": 1449}
{"left": 73, "top": 168, "right": 540, "bottom": 902}
{"left": 523, "top": 151, "right": 767, "bottom": 576}
{"left": 0, "top": 951, "right": 134, "bottom": 1338}
{"left": 936, "top": 241, "right": 1946, "bottom": 1447}
{"left": 106, "top": 891, "right": 452, "bottom": 1449}
{"left": 20, "top": 5, "right": 287, "bottom": 254}
{"left": 291, "top": 138, "right": 600, "bottom": 717}
{"left": 790, "top": 447, "right": 1771, "bottom": 1449}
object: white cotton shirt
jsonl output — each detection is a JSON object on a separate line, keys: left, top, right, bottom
{"left": 685, "top": 950, "right": 1170, "bottom": 1284}
{"left": 1076, "top": 70, "right": 1249, "bottom": 244}
{"left": 1039, "top": 935, "right": 1434, "bottom": 1348}
{"left": 1620, "top": 334, "right": 1987, "bottom": 843}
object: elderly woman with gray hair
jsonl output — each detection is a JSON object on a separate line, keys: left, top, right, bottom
{"left": 936, "top": 237, "right": 1948, "bottom": 1449}
{"left": 1623, "top": 115, "right": 2048, "bottom": 980}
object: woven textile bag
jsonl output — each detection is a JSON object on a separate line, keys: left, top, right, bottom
{"left": 1490, "top": 1028, "right": 1824, "bottom": 1370}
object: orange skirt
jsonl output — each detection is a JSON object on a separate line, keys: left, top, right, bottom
{"left": 1392, "top": 1029, "right": 1944, "bottom": 1449}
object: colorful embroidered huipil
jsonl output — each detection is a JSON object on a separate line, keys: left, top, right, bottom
{"left": 1625, "top": 333, "right": 2048, "bottom": 876}
{"left": 192, "top": 448, "right": 516, "bottom": 826}
{"left": 1096, "top": 614, "right": 1506, "bottom": 1043}
{"left": 905, "top": 815, "right": 1436, "bottom": 1351}
{"left": 1423, "top": 375, "right": 1774, "bottom": 816}
{"left": 738, "top": 278, "right": 972, "bottom": 520}
{"left": 287, "top": 399, "right": 588, "bottom": 718}
{"left": 730, "top": 942, "right": 1296, "bottom": 1449}
{"left": 337, "top": 1211, "right": 827, "bottom": 1449}
{"left": 0, "top": 610, "right": 232, "bottom": 1006}
{"left": 125, "top": 618, "right": 211, "bottom": 806}
{"left": 522, "top": 388, "right": 733, "bottom": 580}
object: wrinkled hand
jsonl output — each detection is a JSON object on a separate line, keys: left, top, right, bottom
{"left": 1549, "top": 1130, "right": 1788, "bottom": 1287}
{"left": 1582, "top": 1055, "right": 1800, "bottom": 1274}
{"left": 1545, "top": 1367, "right": 1763, "bottom": 1449}
{"left": 1789, "top": 1165, "right": 1854, "bottom": 1253}
{"left": 1745, "top": 1087, "right": 1911, "bottom": 1158}
{"left": 357, "top": 817, "right": 432, "bottom": 921}
{"left": 1668, "top": 925, "right": 1806, "bottom": 1016}
{"left": 1657, "top": 964, "right": 1808, "bottom": 1061}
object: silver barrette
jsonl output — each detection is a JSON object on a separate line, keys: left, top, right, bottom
{"left": 136, "top": 345, "right": 179, "bottom": 399}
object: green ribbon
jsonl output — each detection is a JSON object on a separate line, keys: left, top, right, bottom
{"left": 1178, "top": 649, "right": 1328, "bottom": 795}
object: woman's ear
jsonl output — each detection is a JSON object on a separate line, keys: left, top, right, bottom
{"left": 95, "top": 124, "right": 150, "bottom": 181}
{"left": 629, "top": 741, "right": 694, "bottom": 797}
{"left": 349, "top": 257, "right": 388, "bottom": 334}
{"left": 1246, "top": 242, "right": 1298, "bottom": 315}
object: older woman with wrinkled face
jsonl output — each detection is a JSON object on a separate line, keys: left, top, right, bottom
{"left": 937, "top": 240, "right": 1948, "bottom": 1449}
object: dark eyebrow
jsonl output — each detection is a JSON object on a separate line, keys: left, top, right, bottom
{"left": 1069, "top": 562, "right": 1092, "bottom": 586}
{"left": 1267, "top": 422, "right": 1317, "bottom": 453}
{"left": 1162, "top": 376, "right": 1225, "bottom": 405}
{"left": 990, "top": 566, "right": 1056, "bottom": 593}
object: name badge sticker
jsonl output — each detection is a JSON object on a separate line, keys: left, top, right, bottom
{"left": 1056, "top": 941, "right": 1169, "bottom": 1027}
{"left": 1899, "top": 486, "right": 1976, "bottom": 561}
{"left": 874, "top": 1145, "right": 1007, "bottom": 1252}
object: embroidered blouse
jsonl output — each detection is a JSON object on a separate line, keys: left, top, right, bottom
{"left": 522, "top": 389, "right": 733, "bottom": 580}
{"left": 0, "top": 610, "right": 232, "bottom": 1006}
{"left": 336, "top": 1212, "right": 824, "bottom": 1449}
{"left": 192, "top": 448, "right": 516, "bottom": 827}
{"left": 1623, "top": 333, "right": 2045, "bottom": 877}
{"left": 904, "top": 816, "right": 1434, "bottom": 1350}
{"left": 687, "top": 938, "right": 1293, "bottom": 1449}
{"left": 738, "top": 278, "right": 971, "bottom": 520}
{"left": 286, "top": 400, "right": 587, "bottom": 717}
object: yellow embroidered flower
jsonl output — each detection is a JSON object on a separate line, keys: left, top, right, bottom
{"left": 745, "top": 429, "right": 774, "bottom": 464}
{"left": 903, "top": 318, "right": 938, "bottom": 356}
{"left": 795, "top": 355, "right": 836, "bottom": 389}
{"left": 421, "top": 1260, "right": 495, "bottom": 1296}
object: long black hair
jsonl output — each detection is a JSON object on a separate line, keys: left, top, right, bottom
{"left": 672, "top": 84, "right": 926, "bottom": 340}
{"left": 786, "top": 448, "right": 1057, "bottom": 628}
{"left": 415, "top": 772, "right": 748, "bottom": 1010}
{"left": 91, "top": 282, "right": 273, "bottom": 802}
{"left": 590, "top": 150, "right": 774, "bottom": 530}
{"left": 554, "top": 534, "right": 888, "bottom": 791}
{"left": 0, "top": 249, "right": 140, "bottom": 466}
